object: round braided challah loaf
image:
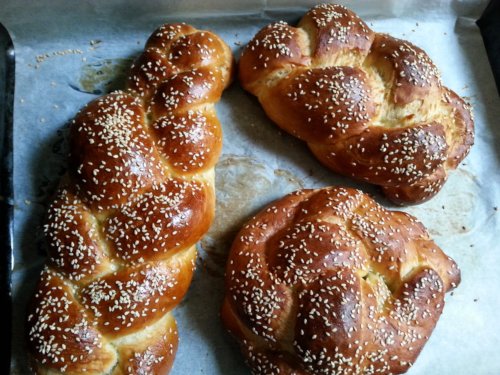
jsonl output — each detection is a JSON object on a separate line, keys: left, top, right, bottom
{"left": 222, "top": 186, "right": 460, "bottom": 374}
{"left": 27, "top": 23, "right": 233, "bottom": 374}
{"left": 239, "top": 3, "right": 474, "bottom": 204}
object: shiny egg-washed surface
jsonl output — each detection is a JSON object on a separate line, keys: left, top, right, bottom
{"left": 26, "top": 23, "right": 233, "bottom": 374}
{"left": 222, "top": 186, "right": 460, "bottom": 374}
{"left": 239, "top": 4, "right": 474, "bottom": 204}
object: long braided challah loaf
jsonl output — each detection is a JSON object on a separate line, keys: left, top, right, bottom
{"left": 26, "top": 23, "right": 233, "bottom": 374}
{"left": 222, "top": 186, "right": 460, "bottom": 374}
{"left": 239, "top": 3, "right": 474, "bottom": 204}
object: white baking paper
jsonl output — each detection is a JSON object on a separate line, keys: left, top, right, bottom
{"left": 2, "top": 0, "right": 499, "bottom": 373}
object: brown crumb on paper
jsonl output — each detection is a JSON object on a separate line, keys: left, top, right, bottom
{"left": 89, "top": 39, "right": 102, "bottom": 51}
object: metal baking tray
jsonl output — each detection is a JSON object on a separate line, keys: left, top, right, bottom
{"left": 2, "top": 0, "right": 499, "bottom": 373}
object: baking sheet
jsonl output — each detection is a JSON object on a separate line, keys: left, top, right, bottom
{"left": 2, "top": 0, "right": 499, "bottom": 373}
{"left": 0, "top": 20, "right": 15, "bottom": 375}
{"left": 477, "top": 0, "right": 500, "bottom": 94}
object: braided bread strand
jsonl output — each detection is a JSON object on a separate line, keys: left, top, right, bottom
{"left": 239, "top": 4, "right": 474, "bottom": 204}
{"left": 222, "top": 186, "right": 460, "bottom": 374}
{"left": 27, "top": 23, "right": 233, "bottom": 374}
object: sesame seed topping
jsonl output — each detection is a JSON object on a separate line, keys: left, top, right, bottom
{"left": 239, "top": 3, "right": 473, "bottom": 204}
{"left": 223, "top": 186, "right": 460, "bottom": 374}
{"left": 28, "top": 22, "right": 232, "bottom": 373}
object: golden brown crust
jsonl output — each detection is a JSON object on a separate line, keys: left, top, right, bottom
{"left": 104, "top": 179, "right": 212, "bottom": 264}
{"left": 151, "top": 67, "right": 225, "bottom": 117}
{"left": 115, "top": 314, "right": 179, "bottom": 375}
{"left": 69, "top": 92, "right": 163, "bottom": 212}
{"left": 368, "top": 34, "right": 441, "bottom": 105}
{"left": 262, "top": 66, "right": 375, "bottom": 143}
{"left": 27, "top": 23, "right": 233, "bottom": 374}
{"left": 80, "top": 247, "right": 196, "bottom": 338}
{"left": 299, "top": 2, "right": 374, "bottom": 62}
{"left": 27, "top": 268, "right": 117, "bottom": 374}
{"left": 152, "top": 110, "right": 222, "bottom": 174}
{"left": 239, "top": 3, "right": 474, "bottom": 204}
{"left": 309, "top": 122, "right": 449, "bottom": 186}
{"left": 238, "top": 21, "right": 310, "bottom": 93}
{"left": 222, "top": 186, "right": 460, "bottom": 374}
{"left": 441, "top": 88, "right": 475, "bottom": 167}
{"left": 45, "top": 188, "right": 111, "bottom": 283}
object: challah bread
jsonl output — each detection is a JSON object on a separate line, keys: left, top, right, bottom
{"left": 27, "top": 23, "right": 233, "bottom": 374}
{"left": 239, "top": 3, "right": 474, "bottom": 204}
{"left": 222, "top": 186, "right": 460, "bottom": 374}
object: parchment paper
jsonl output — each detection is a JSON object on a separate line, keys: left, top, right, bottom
{"left": 2, "top": 0, "right": 499, "bottom": 373}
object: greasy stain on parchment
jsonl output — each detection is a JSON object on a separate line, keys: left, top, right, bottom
{"left": 403, "top": 167, "right": 488, "bottom": 275}
{"left": 199, "top": 154, "right": 304, "bottom": 277}
{"left": 77, "top": 58, "right": 132, "bottom": 95}
{"left": 405, "top": 167, "right": 481, "bottom": 238}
